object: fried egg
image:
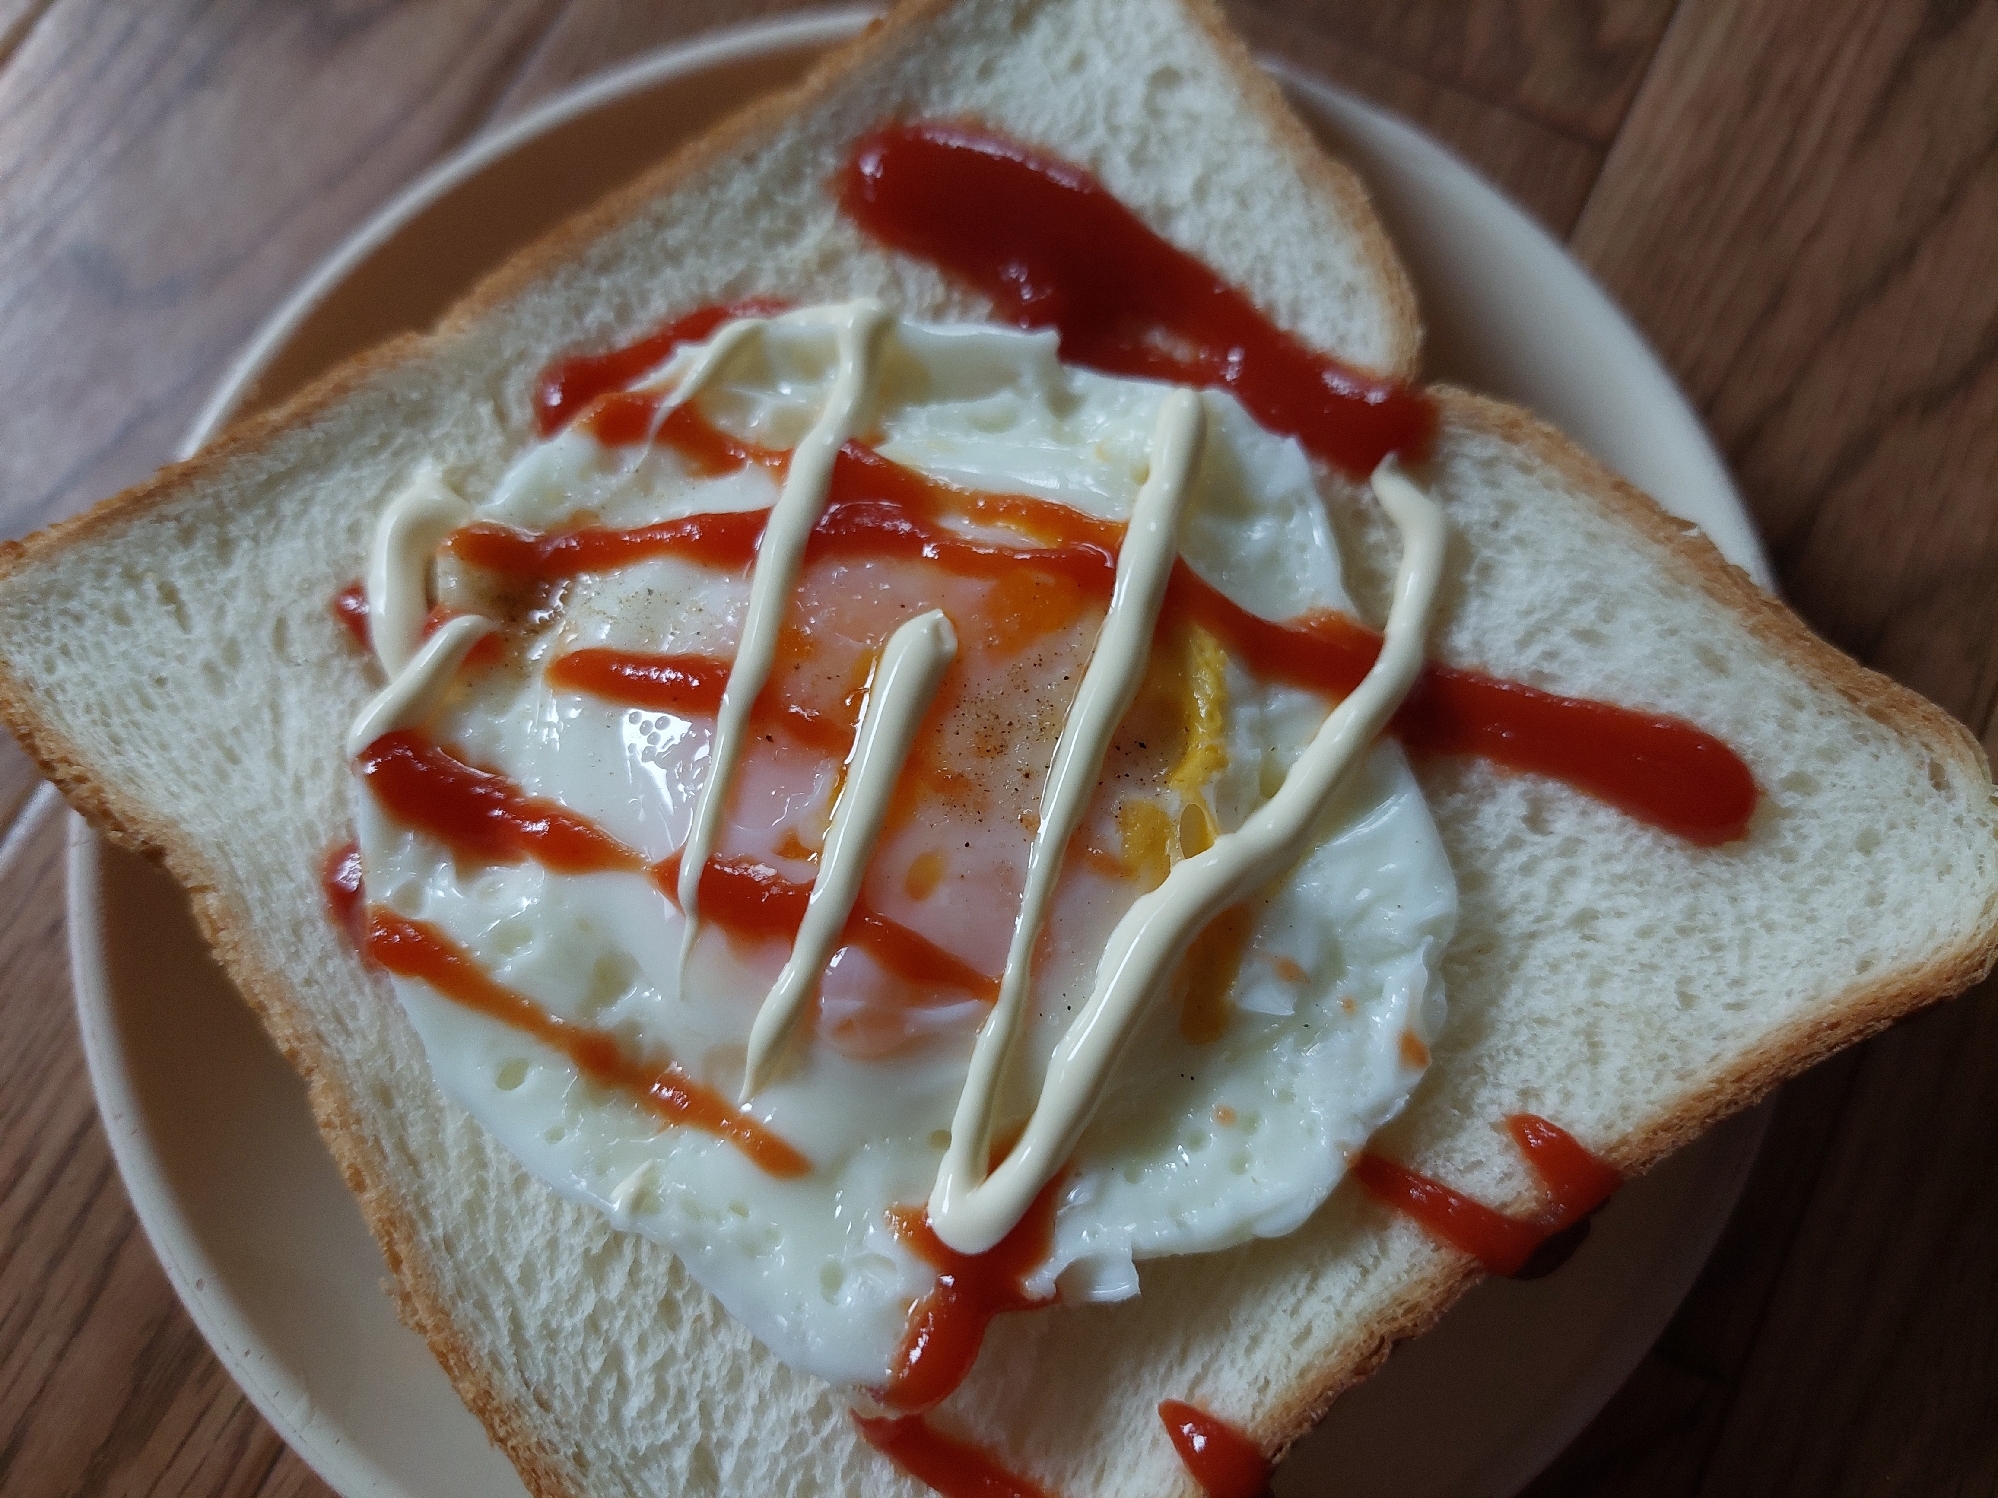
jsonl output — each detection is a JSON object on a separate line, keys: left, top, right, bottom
{"left": 351, "top": 312, "right": 1457, "bottom": 1384}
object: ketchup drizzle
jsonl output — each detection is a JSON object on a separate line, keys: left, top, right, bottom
{"left": 842, "top": 122, "right": 1435, "bottom": 478}
{"left": 853, "top": 1414, "right": 1055, "bottom": 1498}
{"left": 365, "top": 910, "right": 809, "bottom": 1176}
{"left": 1163, "top": 567, "right": 1757, "bottom": 846}
{"left": 534, "top": 297, "right": 787, "bottom": 437}
{"left": 323, "top": 839, "right": 366, "bottom": 947}
{"left": 357, "top": 730, "right": 644, "bottom": 876}
{"left": 874, "top": 1172, "right": 1065, "bottom": 1415}
{"left": 449, "top": 443, "right": 1118, "bottom": 597}
{"left": 329, "top": 578, "right": 503, "bottom": 669}
{"left": 332, "top": 581, "right": 370, "bottom": 650}
{"left": 356, "top": 729, "right": 998, "bottom": 1003}
{"left": 1509, "top": 1112, "right": 1623, "bottom": 1227}
{"left": 657, "top": 852, "right": 999, "bottom": 1003}
{"left": 1351, "top": 1154, "right": 1543, "bottom": 1278}
{"left": 1156, "top": 1402, "right": 1271, "bottom": 1498}
{"left": 447, "top": 508, "right": 768, "bottom": 580}
{"left": 1355, "top": 1113, "right": 1622, "bottom": 1278}
{"left": 546, "top": 648, "right": 856, "bottom": 758}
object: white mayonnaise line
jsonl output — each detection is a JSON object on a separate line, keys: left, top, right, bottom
{"left": 739, "top": 609, "right": 959, "bottom": 1100}
{"left": 928, "top": 456, "right": 1448, "bottom": 1254}
{"left": 345, "top": 614, "right": 496, "bottom": 757}
{"left": 367, "top": 464, "right": 470, "bottom": 676}
{"left": 932, "top": 390, "right": 1207, "bottom": 1222}
{"left": 676, "top": 300, "right": 893, "bottom": 973}
{"left": 628, "top": 316, "right": 763, "bottom": 457}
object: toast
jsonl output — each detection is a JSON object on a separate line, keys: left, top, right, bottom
{"left": 1, "top": 1, "right": 1995, "bottom": 1496}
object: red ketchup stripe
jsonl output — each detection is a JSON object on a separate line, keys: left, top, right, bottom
{"left": 1163, "top": 566, "right": 1757, "bottom": 847}
{"left": 854, "top": 1414, "right": 1055, "bottom": 1498}
{"left": 357, "top": 730, "right": 644, "bottom": 875}
{"left": 447, "top": 508, "right": 768, "bottom": 579}
{"left": 1156, "top": 1402, "right": 1271, "bottom": 1498}
{"left": 330, "top": 580, "right": 504, "bottom": 668}
{"left": 534, "top": 296, "right": 788, "bottom": 437}
{"left": 1508, "top": 1112, "right": 1623, "bottom": 1228}
{"left": 874, "top": 1173, "right": 1065, "bottom": 1416}
{"left": 355, "top": 729, "right": 994, "bottom": 1002}
{"left": 332, "top": 580, "right": 370, "bottom": 650}
{"left": 323, "top": 839, "right": 366, "bottom": 947}
{"left": 818, "top": 444, "right": 1119, "bottom": 592}
{"left": 465, "top": 385, "right": 1758, "bottom": 843}
{"left": 453, "top": 446, "right": 1117, "bottom": 595}
{"left": 1356, "top": 1114, "right": 1623, "bottom": 1278}
{"left": 1351, "top": 1153, "right": 1544, "bottom": 1278}
{"left": 585, "top": 389, "right": 796, "bottom": 470}
{"left": 365, "top": 910, "right": 809, "bottom": 1177}
{"left": 545, "top": 649, "right": 856, "bottom": 759}
{"left": 840, "top": 121, "right": 1434, "bottom": 478}
{"left": 658, "top": 852, "right": 999, "bottom": 1003}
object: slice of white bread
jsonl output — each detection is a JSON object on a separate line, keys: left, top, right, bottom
{"left": 0, "top": 1, "right": 1993, "bottom": 1496}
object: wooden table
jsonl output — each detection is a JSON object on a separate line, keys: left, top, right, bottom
{"left": 2, "top": 2, "right": 1993, "bottom": 1493}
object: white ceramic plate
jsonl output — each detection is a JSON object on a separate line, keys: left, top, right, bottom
{"left": 68, "top": 12, "right": 1772, "bottom": 1498}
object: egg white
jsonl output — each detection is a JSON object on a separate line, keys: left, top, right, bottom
{"left": 357, "top": 314, "right": 1457, "bottom": 1384}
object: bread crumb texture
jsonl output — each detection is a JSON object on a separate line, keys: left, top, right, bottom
{"left": 0, "top": 0, "right": 1990, "bottom": 1494}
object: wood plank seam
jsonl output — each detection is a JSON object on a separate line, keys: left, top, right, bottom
{"left": 0, "top": 0, "right": 58, "bottom": 78}
{"left": 1558, "top": 0, "right": 1703, "bottom": 259}
{"left": 1761, "top": 318, "right": 1998, "bottom": 621}
{"left": 1241, "top": 4, "right": 1613, "bottom": 153}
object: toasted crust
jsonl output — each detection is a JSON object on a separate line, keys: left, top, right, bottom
{"left": 1172, "top": 0, "right": 1422, "bottom": 382}
{"left": 1249, "top": 392, "right": 1998, "bottom": 1460}
{"left": 1, "top": 1, "right": 1992, "bottom": 1494}
{"left": 1432, "top": 387, "right": 1998, "bottom": 1170}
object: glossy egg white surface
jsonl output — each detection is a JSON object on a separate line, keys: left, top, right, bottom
{"left": 353, "top": 311, "right": 1457, "bottom": 1385}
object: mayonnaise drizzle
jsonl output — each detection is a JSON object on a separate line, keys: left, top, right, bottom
{"left": 351, "top": 308, "right": 1448, "bottom": 1264}
{"left": 934, "top": 388, "right": 1206, "bottom": 1217}
{"left": 740, "top": 608, "right": 959, "bottom": 1100}
{"left": 676, "top": 300, "right": 894, "bottom": 974}
{"left": 350, "top": 463, "right": 495, "bottom": 758}
{"left": 366, "top": 465, "right": 471, "bottom": 676}
{"left": 928, "top": 456, "right": 1447, "bottom": 1254}
{"left": 345, "top": 613, "right": 496, "bottom": 757}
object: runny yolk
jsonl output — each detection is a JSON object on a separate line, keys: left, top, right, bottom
{"left": 904, "top": 849, "right": 948, "bottom": 901}
{"left": 1179, "top": 903, "right": 1256, "bottom": 1046}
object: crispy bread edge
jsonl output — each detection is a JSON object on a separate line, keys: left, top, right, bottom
{"left": 440, "top": 0, "right": 1423, "bottom": 375}
{"left": 1173, "top": 0, "right": 1422, "bottom": 381}
{"left": 0, "top": 649, "right": 589, "bottom": 1495}
{"left": 1257, "top": 388, "right": 1998, "bottom": 1457}
{"left": 11, "top": 1, "right": 1993, "bottom": 1487}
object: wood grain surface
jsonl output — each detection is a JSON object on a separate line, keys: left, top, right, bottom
{"left": 0, "top": 2, "right": 1993, "bottom": 1495}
